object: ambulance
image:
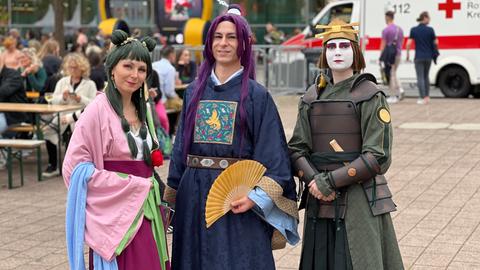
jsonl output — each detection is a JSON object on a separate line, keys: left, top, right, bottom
{"left": 284, "top": 0, "right": 480, "bottom": 97}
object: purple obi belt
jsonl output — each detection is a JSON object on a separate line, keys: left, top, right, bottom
{"left": 103, "top": 160, "right": 152, "bottom": 178}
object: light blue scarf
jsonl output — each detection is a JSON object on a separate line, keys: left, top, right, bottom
{"left": 66, "top": 162, "right": 119, "bottom": 270}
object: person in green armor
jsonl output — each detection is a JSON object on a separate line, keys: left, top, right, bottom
{"left": 288, "top": 19, "right": 404, "bottom": 270}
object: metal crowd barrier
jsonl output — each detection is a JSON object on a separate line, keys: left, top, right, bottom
{"left": 151, "top": 44, "right": 309, "bottom": 95}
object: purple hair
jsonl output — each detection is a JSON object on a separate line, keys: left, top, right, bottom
{"left": 182, "top": 11, "right": 255, "bottom": 160}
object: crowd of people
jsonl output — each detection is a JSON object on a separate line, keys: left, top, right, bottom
{"left": 60, "top": 4, "right": 404, "bottom": 270}
{"left": 0, "top": 4, "right": 429, "bottom": 270}
{"left": 0, "top": 28, "right": 197, "bottom": 173}
{"left": 0, "top": 29, "right": 108, "bottom": 172}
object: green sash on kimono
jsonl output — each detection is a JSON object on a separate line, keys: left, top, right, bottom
{"left": 114, "top": 174, "right": 168, "bottom": 270}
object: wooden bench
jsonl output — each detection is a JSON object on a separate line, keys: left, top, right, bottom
{"left": 0, "top": 139, "right": 45, "bottom": 189}
{"left": 7, "top": 124, "right": 36, "bottom": 133}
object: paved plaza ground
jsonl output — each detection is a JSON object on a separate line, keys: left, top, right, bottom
{"left": 1, "top": 96, "right": 480, "bottom": 269}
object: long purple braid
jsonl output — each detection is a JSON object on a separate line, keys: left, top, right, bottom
{"left": 182, "top": 12, "right": 255, "bottom": 160}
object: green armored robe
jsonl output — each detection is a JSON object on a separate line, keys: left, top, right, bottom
{"left": 288, "top": 74, "right": 404, "bottom": 270}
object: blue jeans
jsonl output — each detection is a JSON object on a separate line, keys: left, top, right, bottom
{"left": 0, "top": 113, "right": 7, "bottom": 135}
{"left": 414, "top": 59, "right": 432, "bottom": 98}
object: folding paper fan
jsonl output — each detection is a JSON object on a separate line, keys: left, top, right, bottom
{"left": 205, "top": 160, "right": 266, "bottom": 228}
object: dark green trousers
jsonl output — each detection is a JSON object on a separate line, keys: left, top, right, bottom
{"left": 300, "top": 196, "right": 353, "bottom": 270}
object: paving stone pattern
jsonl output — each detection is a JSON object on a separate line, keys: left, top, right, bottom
{"left": 1, "top": 97, "right": 480, "bottom": 269}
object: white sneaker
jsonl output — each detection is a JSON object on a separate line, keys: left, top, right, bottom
{"left": 387, "top": 96, "right": 399, "bottom": 104}
{"left": 0, "top": 158, "right": 6, "bottom": 170}
{"left": 11, "top": 149, "right": 32, "bottom": 157}
{"left": 399, "top": 88, "right": 405, "bottom": 100}
{"left": 42, "top": 165, "right": 60, "bottom": 178}
{"left": 21, "top": 149, "right": 32, "bottom": 157}
{"left": 416, "top": 99, "right": 426, "bottom": 105}
{"left": 0, "top": 150, "right": 6, "bottom": 170}
{"left": 42, "top": 169, "right": 60, "bottom": 178}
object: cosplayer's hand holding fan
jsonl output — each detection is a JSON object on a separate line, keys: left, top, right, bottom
{"left": 205, "top": 160, "right": 266, "bottom": 228}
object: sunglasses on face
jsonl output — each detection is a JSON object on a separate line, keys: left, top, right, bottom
{"left": 325, "top": 42, "right": 352, "bottom": 50}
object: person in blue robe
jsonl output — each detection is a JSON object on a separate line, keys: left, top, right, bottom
{"left": 164, "top": 4, "right": 299, "bottom": 270}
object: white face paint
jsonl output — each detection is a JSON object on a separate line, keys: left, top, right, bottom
{"left": 325, "top": 38, "right": 354, "bottom": 72}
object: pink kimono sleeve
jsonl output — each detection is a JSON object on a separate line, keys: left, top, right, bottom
{"left": 62, "top": 99, "right": 151, "bottom": 260}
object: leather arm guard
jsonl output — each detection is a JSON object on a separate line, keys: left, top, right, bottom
{"left": 290, "top": 153, "right": 319, "bottom": 185}
{"left": 328, "top": 152, "right": 381, "bottom": 189}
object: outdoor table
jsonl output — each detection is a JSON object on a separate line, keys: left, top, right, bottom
{"left": 175, "top": 84, "right": 189, "bottom": 99}
{"left": 0, "top": 103, "right": 84, "bottom": 174}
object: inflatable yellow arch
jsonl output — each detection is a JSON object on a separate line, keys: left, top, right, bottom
{"left": 98, "top": 18, "right": 130, "bottom": 36}
{"left": 183, "top": 0, "right": 213, "bottom": 46}
{"left": 98, "top": 0, "right": 110, "bottom": 21}
{"left": 98, "top": 0, "right": 214, "bottom": 44}
{"left": 97, "top": 0, "right": 130, "bottom": 36}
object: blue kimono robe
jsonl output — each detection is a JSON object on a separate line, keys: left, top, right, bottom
{"left": 167, "top": 73, "right": 298, "bottom": 270}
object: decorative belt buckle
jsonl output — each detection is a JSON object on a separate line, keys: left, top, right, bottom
{"left": 219, "top": 159, "right": 229, "bottom": 169}
{"left": 191, "top": 157, "right": 199, "bottom": 166}
{"left": 200, "top": 158, "right": 214, "bottom": 167}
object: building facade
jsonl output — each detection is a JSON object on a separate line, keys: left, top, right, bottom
{"left": 0, "top": 0, "right": 328, "bottom": 43}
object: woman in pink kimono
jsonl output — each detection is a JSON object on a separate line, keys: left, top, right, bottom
{"left": 63, "top": 30, "right": 170, "bottom": 270}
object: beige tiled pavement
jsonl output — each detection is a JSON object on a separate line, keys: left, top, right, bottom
{"left": 1, "top": 97, "right": 480, "bottom": 269}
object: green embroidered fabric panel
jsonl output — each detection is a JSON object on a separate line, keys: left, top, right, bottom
{"left": 194, "top": 100, "right": 237, "bottom": 145}
{"left": 113, "top": 173, "right": 169, "bottom": 270}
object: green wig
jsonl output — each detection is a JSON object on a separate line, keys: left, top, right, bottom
{"left": 104, "top": 30, "right": 157, "bottom": 165}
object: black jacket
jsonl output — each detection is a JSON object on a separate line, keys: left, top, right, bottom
{"left": 42, "top": 55, "right": 62, "bottom": 77}
{"left": 175, "top": 61, "right": 197, "bottom": 84}
{"left": 148, "top": 69, "right": 163, "bottom": 104}
{"left": 0, "top": 66, "right": 28, "bottom": 125}
{"left": 90, "top": 65, "right": 107, "bottom": 91}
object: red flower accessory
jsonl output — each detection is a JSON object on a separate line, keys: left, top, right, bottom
{"left": 151, "top": 149, "right": 164, "bottom": 167}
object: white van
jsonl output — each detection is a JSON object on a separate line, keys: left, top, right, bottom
{"left": 284, "top": 0, "right": 480, "bottom": 97}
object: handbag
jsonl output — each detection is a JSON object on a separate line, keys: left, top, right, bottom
{"left": 380, "top": 26, "right": 400, "bottom": 83}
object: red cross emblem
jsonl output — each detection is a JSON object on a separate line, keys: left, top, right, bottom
{"left": 438, "top": 0, "right": 461, "bottom": 19}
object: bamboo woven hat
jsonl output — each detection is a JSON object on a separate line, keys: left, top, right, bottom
{"left": 315, "top": 18, "right": 359, "bottom": 43}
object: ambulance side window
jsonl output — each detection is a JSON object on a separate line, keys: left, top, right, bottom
{"left": 312, "top": 3, "right": 353, "bottom": 36}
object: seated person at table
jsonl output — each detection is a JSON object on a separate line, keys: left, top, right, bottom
{"left": 148, "top": 69, "right": 169, "bottom": 133}
{"left": 42, "top": 53, "right": 96, "bottom": 178}
{"left": 1, "top": 37, "right": 22, "bottom": 70}
{"left": 19, "top": 48, "right": 47, "bottom": 97}
{"left": 175, "top": 48, "right": 197, "bottom": 84}
{"left": 86, "top": 46, "right": 107, "bottom": 91}
{"left": 153, "top": 46, "right": 182, "bottom": 135}
{"left": 38, "top": 40, "right": 63, "bottom": 96}
{"left": 153, "top": 46, "right": 183, "bottom": 104}
{"left": 0, "top": 52, "right": 25, "bottom": 168}
{"left": 0, "top": 54, "right": 27, "bottom": 136}
{"left": 38, "top": 39, "right": 62, "bottom": 78}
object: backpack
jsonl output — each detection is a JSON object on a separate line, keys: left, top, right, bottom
{"left": 380, "top": 44, "right": 397, "bottom": 66}
{"left": 380, "top": 26, "right": 400, "bottom": 67}
{"left": 380, "top": 26, "right": 400, "bottom": 83}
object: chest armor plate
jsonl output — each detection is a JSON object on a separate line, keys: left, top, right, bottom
{"left": 302, "top": 77, "right": 396, "bottom": 218}
{"left": 309, "top": 100, "right": 362, "bottom": 171}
